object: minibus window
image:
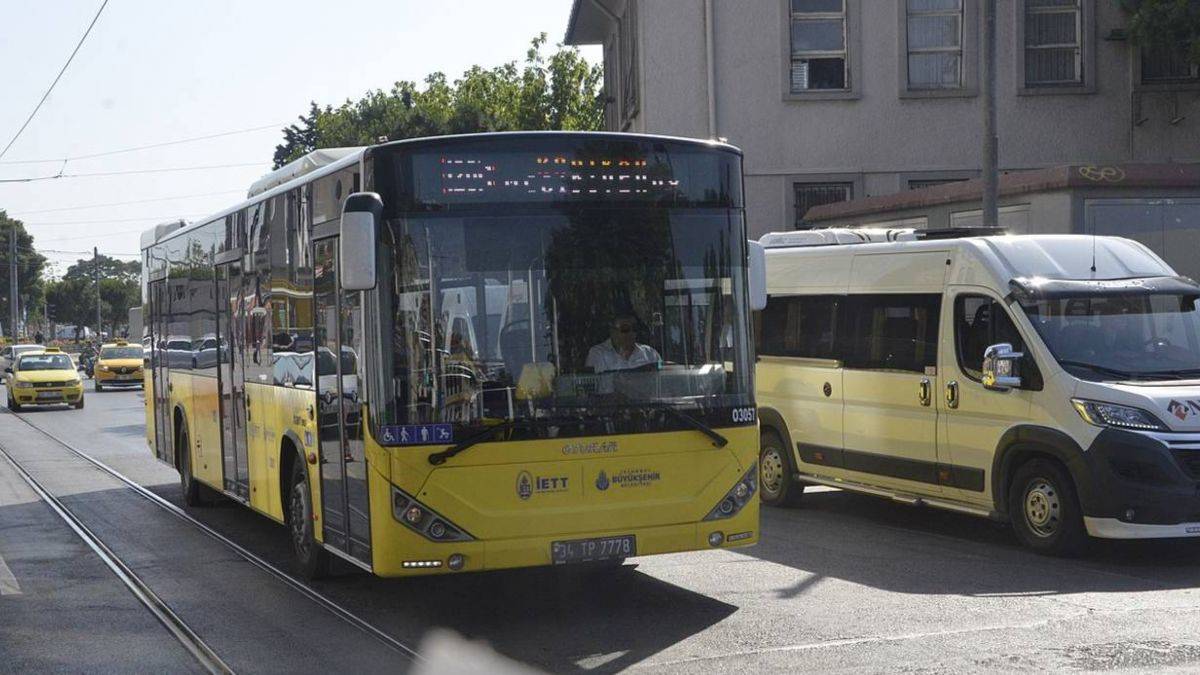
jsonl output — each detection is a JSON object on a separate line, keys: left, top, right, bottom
{"left": 955, "top": 295, "right": 1028, "bottom": 381}
{"left": 843, "top": 294, "right": 940, "bottom": 373}
{"left": 756, "top": 295, "right": 839, "bottom": 359}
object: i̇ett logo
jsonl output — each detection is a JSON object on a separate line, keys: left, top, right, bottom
{"left": 516, "top": 471, "right": 533, "bottom": 501}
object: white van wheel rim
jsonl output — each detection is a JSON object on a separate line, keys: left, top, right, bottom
{"left": 761, "top": 448, "right": 784, "bottom": 497}
{"left": 1023, "top": 479, "right": 1060, "bottom": 538}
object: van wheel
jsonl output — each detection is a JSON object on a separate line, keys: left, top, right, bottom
{"left": 1008, "top": 459, "right": 1087, "bottom": 556}
{"left": 288, "top": 461, "right": 330, "bottom": 580}
{"left": 760, "top": 429, "right": 803, "bottom": 507}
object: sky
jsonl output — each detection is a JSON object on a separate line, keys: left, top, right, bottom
{"left": 0, "top": 0, "right": 597, "bottom": 276}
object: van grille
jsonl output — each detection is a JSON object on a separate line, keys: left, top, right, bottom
{"left": 1171, "top": 449, "right": 1200, "bottom": 481}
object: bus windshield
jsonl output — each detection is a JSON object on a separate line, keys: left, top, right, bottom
{"left": 1022, "top": 293, "right": 1200, "bottom": 381}
{"left": 378, "top": 208, "right": 752, "bottom": 437}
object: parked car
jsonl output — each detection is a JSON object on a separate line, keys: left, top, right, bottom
{"left": 0, "top": 344, "right": 46, "bottom": 376}
{"left": 756, "top": 228, "right": 1200, "bottom": 555}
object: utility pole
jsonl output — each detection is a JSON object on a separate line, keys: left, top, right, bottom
{"left": 94, "top": 246, "right": 102, "bottom": 338}
{"left": 8, "top": 224, "right": 17, "bottom": 340}
{"left": 981, "top": 0, "right": 999, "bottom": 228}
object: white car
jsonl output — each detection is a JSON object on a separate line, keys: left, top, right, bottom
{"left": 0, "top": 344, "right": 46, "bottom": 376}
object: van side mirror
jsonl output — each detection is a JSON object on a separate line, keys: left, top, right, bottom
{"left": 339, "top": 192, "right": 383, "bottom": 291}
{"left": 982, "top": 343, "right": 1023, "bottom": 391}
{"left": 747, "top": 240, "right": 767, "bottom": 312}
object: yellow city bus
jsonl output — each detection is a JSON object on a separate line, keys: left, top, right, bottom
{"left": 141, "top": 132, "right": 762, "bottom": 578}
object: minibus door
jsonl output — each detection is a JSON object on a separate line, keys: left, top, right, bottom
{"left": 938, "top": 289, "right": 1035, "bottom": 505}
{"left": 313, "top": 235, "right": 372, "bottom": 565}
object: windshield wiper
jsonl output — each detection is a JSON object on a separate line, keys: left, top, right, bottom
{"left": 652, "top": 404, "right": 728, "bottom": 448}
{"left": 1056, "top": 360, "right": 1166, "bottom": 381}
{"left": 428, "top": 419, "right": 529, "bottom": 466}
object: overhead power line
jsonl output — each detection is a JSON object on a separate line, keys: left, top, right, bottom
{"left": 6, "top": 189, "right": 244, "bottom": 216}
{"left": 0, "top": 122, "right": 286, "bottom": 165}
{"left": 0, "top": 0, "right": 110, "bottom": 162}
{"left": 39, "top": 227, "right": 151, "bottom": 243}
{"left": 25, "top": 213, "right": 206, "bottom": 227}
{"left": 0, "top": 161, "right": 265, "bottom": 183}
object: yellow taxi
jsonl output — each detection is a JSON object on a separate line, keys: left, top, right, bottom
{"left": 94, "top": 340, "right": 145, "bottom": 391}
{"left": 4, "top": 348, "right": 85, "bottom": 410}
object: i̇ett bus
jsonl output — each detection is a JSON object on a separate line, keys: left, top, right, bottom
{"left": 141, "top": 132, "right": 765, "bottom": 577}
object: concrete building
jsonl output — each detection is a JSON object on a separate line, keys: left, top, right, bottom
{"left": 565, "top": 0, "right": 1200, "bottom": 239}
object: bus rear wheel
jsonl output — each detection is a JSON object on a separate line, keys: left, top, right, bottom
{"left": 178, "top": 426, "right": 207, "bottom": 507}
{"left": 760, "top": 429, "right": 803, "bottom": 507}
{"left": 288, "top": 461, "right": 330, "bottom": 580}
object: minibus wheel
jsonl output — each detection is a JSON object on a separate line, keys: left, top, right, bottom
{"left": 288, "top": 462, "right": 330, "bottom": 579}
{"left": 1008, "top": 458, "right": 1087, "bottom": 556}
{"left": 760, "top": 429, "right": 803, "bottom": 507}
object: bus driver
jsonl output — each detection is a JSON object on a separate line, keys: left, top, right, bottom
{"left": 585, "top": 314, "right": 661, "bottom": 373}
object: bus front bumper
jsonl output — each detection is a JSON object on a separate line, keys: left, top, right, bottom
{"left": 369, "top": 512, "right": 759, "bottom": 577}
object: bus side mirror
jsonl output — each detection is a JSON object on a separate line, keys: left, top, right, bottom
{"left": 339, "top": 192, "right": 383, "bottom": 291}
{"left": 748, "top": 240, "right": 767, "bottom": 311}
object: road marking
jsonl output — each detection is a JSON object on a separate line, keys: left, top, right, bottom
{"left": 0, "top": 551, "right": 20, "bottom": 595}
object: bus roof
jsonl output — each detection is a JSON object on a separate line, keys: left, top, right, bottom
{"left": 140, "top": 131, "right": 741, "bottom": 252}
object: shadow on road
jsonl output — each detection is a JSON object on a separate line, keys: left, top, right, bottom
{"left": 143, "top": 484, "right": 735, "bottom": 674}
{"left": 747, "top": 488, "right": 1200, "bottom": 598}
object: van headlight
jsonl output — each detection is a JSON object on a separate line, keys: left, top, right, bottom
{"left": 1072, "top": 399, "right": 1167, "bottom": 432}
{"left": 703, "top": 463, "right": 758, "bottom": 521}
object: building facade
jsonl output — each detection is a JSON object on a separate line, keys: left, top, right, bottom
{"left": 566, "top": 0, "right": 1200, "bottom": 239}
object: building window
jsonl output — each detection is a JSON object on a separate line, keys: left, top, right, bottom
{"left": 1024, "top": 0, "right": 1083, "bottom": 87}
{"left": 794, "top": 182, "right": 853, "bottom": 228}
{"left": 619, "top": 1, "right": 639, "bottom": 122}
{"left": 908, "top": 178, "right": 969, "bottom": 190}
{"left": 1141, "top": 44, "right": 1200, "bottom": 84}
{"left": 789, "top": 0, "right": 848, "bottom": 92}
{"left": 905, "top": 0, "right": 963, "bottom": 89}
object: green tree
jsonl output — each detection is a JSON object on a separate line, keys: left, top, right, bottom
{"left": 1122, "top": 0, "right": 1200, "bottom": 66}
{"left": 99, "top": 277, "right": 140, "bottom": 337}
{"left": 62, "top": 253, "right": 140, "bottom": 285}
{"left": 273, "top": 34, "right": 604, "bottom": 168}
{"left": 0, "top": 211, "right": 47, "bottom": 337}
{"left": 44, "top": 277, "right": 95, "bottom": 340}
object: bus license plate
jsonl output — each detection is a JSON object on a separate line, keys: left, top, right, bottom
{"left": 551, "top": 535, "right": 635, "bottom": 565}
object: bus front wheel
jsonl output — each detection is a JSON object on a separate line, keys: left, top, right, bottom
{"left": 288, "top": 462, "right": 330, "bottom": 580}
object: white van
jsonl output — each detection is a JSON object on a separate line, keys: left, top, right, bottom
{"left": 756, "top": 228, "right": 1200, "bottom": 555}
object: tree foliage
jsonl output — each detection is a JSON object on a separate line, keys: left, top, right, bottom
{"left": 47, "top": 255, "right": 141, "bottom": 337}
{"left": 0, "top": 211, "right": 47, "bottom": 331}
{"left": 62, "top": 253, "right": 140, "bottom": 285}
{"left": 1122, "top": 0, "right": 1200, "bottom": 65}
{"left": 44, "top": 277, "right": 95, "bottom": 339}
{"left": 273, "top": 34, "right": 604, "bottom": 168}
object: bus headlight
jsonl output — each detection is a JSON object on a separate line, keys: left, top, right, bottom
{"left": 703, "top": 463, "right": 757, "bottom": 521}
{"left": 391, "top": 486, "right": 474, "bottom": 542}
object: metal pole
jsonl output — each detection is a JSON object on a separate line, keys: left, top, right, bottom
{"left": 9, "top": 224, "right": 18, "bottom": 340}
{"left": 981, "top": 0, "right": 999, "bottom": 228}
{"left": 94, "top": 246, "right": 102, "bottom": 338}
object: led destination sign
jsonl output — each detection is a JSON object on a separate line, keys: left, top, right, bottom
{"left": 406, "top": 142, "right": 740, "bottom": 208}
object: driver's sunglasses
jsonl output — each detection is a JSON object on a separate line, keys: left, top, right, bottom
{"left": 614, "top": 325, "right": 635, "bottom": 333}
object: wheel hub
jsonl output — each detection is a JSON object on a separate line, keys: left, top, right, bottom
{"left": 761, "top": 448, "right": 784, "bottom": 497}
{"left": 1023, "top": 479, "right": 1060, "bottom": 537}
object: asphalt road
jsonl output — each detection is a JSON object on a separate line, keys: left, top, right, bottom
{"left": 3, "top": 382, "right": 1200, "bottom": 673}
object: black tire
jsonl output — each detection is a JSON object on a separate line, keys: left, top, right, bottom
{"left": 94, "top": 381, "right": 103, "bottom": 392}
{"left": 760, "top": 428, "right": 804, "bottom": 507}
{"left": 8, "top": 392, "right": 21, "bottom": 412}
{"left": 288, "top": 460, "right": 330, "bottom": 580}
{"left": 178, "top": 425, "right": 206, "bottom": 507}
{"left": 1008, "top": 458, "right": 1088, "bottom": 556}
{"left": 73, "top": 396, "right": 84, "bottom": 410}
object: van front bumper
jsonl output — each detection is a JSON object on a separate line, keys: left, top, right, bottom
{"left": 1079, "top": 428, "right": 1200, "bottom": 538}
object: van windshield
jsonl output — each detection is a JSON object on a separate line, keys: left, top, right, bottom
{"left": 1021, "top": 293, "right": 1200, "bottom": 381}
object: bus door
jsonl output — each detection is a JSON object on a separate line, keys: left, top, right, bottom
{"left": 148, "top": 279, "right": 173, "bottom": 465}
{"left": 216, "top": 259, "right": 251, "bottom": 500}
{"left": 313, "top": 236, "right": 371, "bottom": 564}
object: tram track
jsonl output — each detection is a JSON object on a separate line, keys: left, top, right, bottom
{"left": 1, "top": 405, "right": 422, "bottom": 668}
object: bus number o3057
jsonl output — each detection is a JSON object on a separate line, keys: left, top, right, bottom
{"left": 732, "top": 407, "right": 756, "bottom": 424}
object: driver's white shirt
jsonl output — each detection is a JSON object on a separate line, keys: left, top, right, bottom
{"left": 586, "top": 339, "right": 661, "bottom": 373}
